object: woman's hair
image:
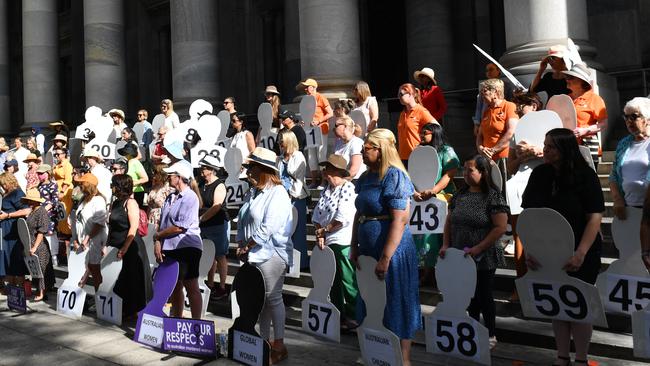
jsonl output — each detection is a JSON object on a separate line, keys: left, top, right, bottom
{"left": 365, "top": 128, "right": 408, "bottom": 180}
{"left": 230, "top": 112, "right": 247, "bottom": 130}
{"left": 420, "top": 123, "right": 447, "bottom": 152}
{"left": 545, "top": 128, "right": 589, "bottom": 184}
{"left": 112, "top": 174, "right": 133, "bottom": 201}
{"left": 624, "top": 97, "right": 650, "bottom": 119}
{"left": 334, "top": 99, "right": 355, "bottom": 116}
{"left": 122, "top": 127, "right": 139, "bottom": 143}
{"left": 278, "top": 128, "right": 299, "bottom": 154}
{"left": 479, "top": 78, "right": 505, "bottom": 99}
{"left": 0, "top": 172, "right": 19, "bottom": 193}
{"left": 27, "top": 136, "right": 36, "bottom": 148}
{"left": 336, "top": 115, "right": 356, "bottom": 135}
{"left": 80, "top": 181, "right": 101, "bottom": 203}
{"left": 398, "top": 83, "right": 422, "bottom": 104}
{"left": 354, "top": 81, "right": 372, "bottom": 103}
{"left": 512, "top": 92, "right": 543, "bottom": 117}
{"left": 464, "top": 155, "right": 500, "bottom": 194}
{"left": 254, "top": 163, "right": 282, "bottom": 188}
{"left": 187, "top": 178, "right": 203, "bottom": 208}
{"left": 161, "top": 99, "right": 174, "bottom": 111}
{"left": 225, "top": 96, "right": 236, "bottom": 105}
{"left": 151, "top": 164, "right": 168, "bottom": 188}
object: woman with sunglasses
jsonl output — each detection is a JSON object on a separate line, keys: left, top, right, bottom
{"left": 229, "top": 113, "right": 256, "bottom": 170}
{"left": 531, "top": 45, "right": 571, "bottom": 101}
{"left": 160, "top": 99, "right": 180, "bottom": 130}
{"left": 396, "top": 83, "right": 437, "bottom": 168}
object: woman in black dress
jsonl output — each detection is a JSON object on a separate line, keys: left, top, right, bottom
{"left": 108, "top": 174, "right": 147, "bottom": 319}
{"left": 522, "top": 128, "right": 604, "bottom": 366}
{"left": 23, "top": 190, "right": 55, "bottom": 301}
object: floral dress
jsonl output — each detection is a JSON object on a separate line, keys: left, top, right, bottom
{"left": 39, "top": 180, "right": 62, "bottom": 234}
{"left": 147, "top": 183, "right": 173, "bottom": 226}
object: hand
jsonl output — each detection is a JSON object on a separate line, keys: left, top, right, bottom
{"left": 154, "top": 241, "right": 163, "bottom": 263}
{"left": 438, "top": 245, "right": 449, "bottom": 259}
{"left": 317, "top": 237, "right": 325, "bottom": 250}
{"left": 29, "top": 247, "right": 36, "bottom": 256}
{"left": 375, "top": 256, "right": 390, "bottom": 280}
{"left": 117, "top": 247, "right": 127, "bottom": 260}
{"left": 310, "top": 120, "right": 319, "bottom": 127}
{"left": 413, "top": 191, "right": 424, "bottom": 202}
{"left": 72, "top": 240, "right": 80, "bottom": 252}
{"left": 349, "top": 247, "right": 360, "bottom": 270}
{"left": 236, "top": 246, "right": 250, "bottom": 262}
{"left": 643, "top": 255, "right": 650, "bottom": 275}
{"left": 315, "top": 227, "right": 326, "bottom": 238}
{"left": 81, "top": 238, "right": 90, "bottom": 250}
{"left": 539, "top": 57, "right": 549, "bottom": 70}
{"left": 526, "top": 254, "right": 541, "bottom": 270}
{"left": 463, "top": 246, "right": 482, "bottom": 258}
{"left": 573, "top": 127, "right": 590, "bottom": 138}
{"left": 479, "top": 145, "right": 494, "bottom": 159}
{"left": 563, "top": 252, "right": 585, "bottom": 272}
{"left": 613, "top": 199, "right": 626, "bottom": 220}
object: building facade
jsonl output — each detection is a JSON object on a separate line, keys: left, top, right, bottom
{"left": 1, "top": 0, "right": 647, "bottom": 156}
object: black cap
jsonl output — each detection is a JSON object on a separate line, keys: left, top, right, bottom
{"left": 278, "top": 109, "right": 296, "bottom": 121}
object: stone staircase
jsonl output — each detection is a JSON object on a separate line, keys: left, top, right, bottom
{"left": 51, "top": 150, "right": 648, "bottom": 362}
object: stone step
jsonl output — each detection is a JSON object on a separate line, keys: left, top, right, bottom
{"left": 598, "top": 161, "right": 613, "bottom": 174}
{"left": 602, "top": 150, "right": 615, "bottom": 163}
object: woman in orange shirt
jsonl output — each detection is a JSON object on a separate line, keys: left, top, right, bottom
{"left": 396, "top": 83, "right": 437, "bottom": 168}
{"left": 562, "top": 63, "right": 607, "bottom": 165}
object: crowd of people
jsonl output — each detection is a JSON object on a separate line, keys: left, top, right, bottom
{"left": 0, "top": 42, "right": 648, "bottom": 366}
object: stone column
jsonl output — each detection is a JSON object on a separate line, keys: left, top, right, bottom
{"left": 0, "top": 0, "right": 10, "bottom": 133}
{"left": 170, "top": 0, "right": 219, "bottom": 120}
{"left": 298, "top": 0, "right": 362, "bottom": 99}
{"left": 22, "top": 0, "right": 60, "bottom": 127}
{"left": 84, "top": 0, "right": 127, "bottom": 111}
{"left": 500, "top": 0, "right": 619, "bottom": 148}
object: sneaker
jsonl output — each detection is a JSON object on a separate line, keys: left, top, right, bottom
{"left": 489, "top": 336, "right": 497, "bottom": 350}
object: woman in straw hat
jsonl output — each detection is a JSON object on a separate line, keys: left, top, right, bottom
{"left": 414, "top": 67, "right": 447, "bottom": 121}
{"left": 0, "top": 172, "right": 31, "bottom": 289}
{"left": 22, "top": 189, "right": 55, "bottom": 301}
{"left": 562, "top": 63, "right": 607, "bottom": 165}
{"left": 351, "top": 128, "right": 420, "bottom": 365}
{"left": 236, "top": 147, "right": 294, "bottom": 363}
{"left": 312, "top": 154, "right": 359, "bottom": 331}
{"left": 24, "top": 153, "right": 41, "bottom": 191}
{"left": 37, "top": 164, "right": 63, "bottom": 267}
{"left": 531, "top": 44, "right": 571, "bottom": 100}
{"left": 264, "top": 85, "right": 282, "bottom": 129}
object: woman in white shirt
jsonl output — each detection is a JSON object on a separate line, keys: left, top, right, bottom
{"left": 230, "top": 113, "right": 256, "bottom": 175}
{"left": 72, "top": 173, "right": 108, "bottom": 291}
{"left": 161, "top": 99, "right": 180, "bottom": 130}
{"left": 312, "top": 154, "right": 359, "bottom": 330}
{"left": 277, "top": 129, "right": 309, "bottom": 269}
{"left": 333, "top": 115, "right": 366, "bottom": 180}
{"left": 353, "top": 80, "right": 379, "bottom": 132}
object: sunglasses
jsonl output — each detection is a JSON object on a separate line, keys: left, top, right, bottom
{"left": 111, "top": 167, "right": 123, "bottom": 172}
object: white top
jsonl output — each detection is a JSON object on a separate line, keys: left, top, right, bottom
{"left": 334, "top": 136, "right": 367, "bottom": 179}
{"left": 91, "top": 164, "right": 113, "bottom": 204}
{"left": 12, "top": 147, "right": 30, "bottom": 174}
{"left": 36, "top": 134, "right": 45, "bottom": 155}
{"left": 621, "top": 138, "right": 650, "bottom": 206}
{"left": 353, "top": 96, "right": 377, "bottom": 124}
{"left": 311, "top": 181, "right": 357, "bottom": 246}
{"left": 278, "top": 151, "right": 309, "bottom": 200}
{"left": 72, "top": 195, "right": 108, "bottom": 245}
{"left": 165, "top": 112, "right": 181, "bottom": 130}
{"left": 231, "top": 130, "right": 251, "bottom": 162}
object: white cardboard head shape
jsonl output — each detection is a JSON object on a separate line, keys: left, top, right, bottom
{"left": 216, "top": 110, "right": 231, "bottom": 141}
{"left": 301, "top": 246, "right": 341, "bottom": 342}
{"left": 98, "top": 247, "right": 124, "bottom": 293}
{"left": 515, "top": 110, "right": 563, "bottom": 147}
{"left": 300, "top": 95, "right": 316, "bottom": 124}
{"left": 197, "top": 114, "right": 221, "bottom": 145}
{"left": 17, "top": 218, "right": 31, "bottom": 256}
{"left": 408, "top": 146, "right": 439, "bottom": 192}
{"left": 63, "top": 249, "right": 88, "bottom": 287}
{"left": 349, "top": 110, "right": 367, "bottom": 136}
{"left": 433, "top": 248, "right": 476, "bottom": 317}
{"left": 489, "top": 160, "right": 503, "bottom": 192}
{"left": 189, "top": 99, "right": 213, "bottom": 121}
{"left": 225, "top": 147, "right": 244, "bottom": 184}
{"left": 546, "top": 95, "right": 577, "bottom": 130}
{"left": 307, "top": 246, "right": 335, "bottom": 302}
{"left": 199, "top": 239, "right": 216, "bottom": 280}
{"left": 257, "top": 103, "right": 273, "bottom": 135}
{"left": 163, "top": 125, "right": 185, "bottom": 146}
{"left": 151, "top": 113, "right": 166, "bottom": 135}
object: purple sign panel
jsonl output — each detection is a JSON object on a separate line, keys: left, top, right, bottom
{"left": 163, "top": 317, "right": 216, "bottom": 357}
{"left": 7, "top": 285, "right": 27, "bottom": 313}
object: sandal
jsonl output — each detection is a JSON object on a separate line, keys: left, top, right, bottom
{"left": 553, "top": 356, "right": 572, "bottom": 366}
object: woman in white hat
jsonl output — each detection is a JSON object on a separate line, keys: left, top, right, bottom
{"left": 108, "top": 109, "right": 128, "bottom": 138}
{"left": 22, "top": 189, "right": 55, "bottom": 301}
{"left": 562, "top": 63, "right": 607, "bottom": 165}
{"left": 414, "top": 67, "right": 447, "bottom": 121}
{"left": 236, "top": 147, "right": 294, "bottom": 363}
{"left": 531, "top": 44, "right": 571, "bottom": 100}
{"left": 264, "top": 85, "right": 282, "bottom": 129}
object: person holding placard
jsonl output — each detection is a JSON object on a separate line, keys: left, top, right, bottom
{"left": 396, "top": 83, "right": 438, "bottom": 168}
{"left": 413, "top": 123, "right": 460, "bottom": 285}
{"left": 298, "top": 78, "right": 333, "bottom": 188}
{"left": 522, "top": 128, "right": 604, "bottom": 366}
{"left": 118, "top": 144, "right": 148, "bottom": 206}
{"left": 530, "top": 45, "right": 571, "bottom": 101}
{"left": 229, "top": 113, "right": 256, "bottom": 171}
{"left": 0, "top": 173, "right": 30, "bottom": 287}
{"left": 109, "top": 174, "right": 147, "bottom": 319}
{"left": 609, "top": 97, "right": 650, "bottom": 221}
{"left": 277, "top": 129, "right": 309, "bottom": 270}
{"left": 264, "top": 86, "right": 282, "bottom": 129}
{"left": 562, "top": 63, "right": 607, "bottom": 165}
{"left": 236, "top": 147, "right": 294, "bottom": 364}
{"left": 333, "top": 116, "right": 366, "bottom": 181}
{"left": 155, "top": 160, "right": 204, "bottom": 319}
{"left": 22, "top": 189, "right": 55, "bottom": 301}
{"left": 198, "top": 156, "right": 230, "bottom": 299}
{"left": 439, "top": 155, "right": 508, "bottom": 349}
{"left": 72, "top": 173, "right": 107, "bottom": 291}
{"left": 279, "top": 110, "right": 306, "bottom": 154}
{"left": 414, "top": 67, "right": 447, "bottom": 122}
{"left": 37, "top": 164, "right": 63, "bottom": 267}
{"left": 353, "top": 81, "right": 379, "bottom": 133}
{"left": 160, "top": 99, "right": 181, "bottom": 130}
{"left": 312, "top": 154, "right": 359, "bottom": 331}
{"left": 351, "top": 128, "right": 420, "bottom": 364}
{"left": 150, "top": 126, "right": 168, "bottom": 165}
{"left": 146, "top": 164, "right": 172, "bottom": 227}
{"left": 82, "top": 148, "right": 112, "bottom": 204}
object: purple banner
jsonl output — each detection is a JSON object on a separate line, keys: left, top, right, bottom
{"left": 7, "top": 285, "right": 27, "bottom": 313}
{"left": 163, "top": 317, "right": 216, "bottom": 357}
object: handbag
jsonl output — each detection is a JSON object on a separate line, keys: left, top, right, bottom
{"left": 137, "top": 208, "right": 148, "bottom": 237}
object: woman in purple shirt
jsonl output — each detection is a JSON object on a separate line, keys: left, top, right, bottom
{"left": 154, "top": 160, "right": 204, "bottom": 319}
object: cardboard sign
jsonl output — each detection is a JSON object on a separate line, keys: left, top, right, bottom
{"left": 134, "top": 259, "right": 180, "bottom": 349}
{"left": 75, "top": 121, "right": 93, "bottom": 140}
{"left": 24, "top": 255, "right": 43, "bottom": 279}
{"left": 152, "top": 114, "right": 166, "bottom": 135}
{"left": 426, "top": 248, "right": 490, "bottom": 365}
{"left": 286, "top": 207, "right": 301, "bottom": 278}
{"left": 57, "top": 286, "right": 87, "bottom": 319}
{"left": 7, "top": 284, "right": 27, "bottom": 313}
{"left": 349, "top": 110, "right": 367, "bottom": 136}
{"left": 183, "top": 239, "right": 216, "bottom": 318}
{"left": 217, "top": 138, "right": 232, "bottom": 149}
{"left": 163, "top": 317, "right": 217, "bottom": 357}
{"left": 142, "top": 223, "right": 157, "bottom": 271}
{"left": 632, "top": 310, "right": 650, "bottom": 359}
{"left": 299, "top": 95, "right": 316, "bottom": 125}
{"left": 304, "top": 126, "right": 323, "bottom": 150}
{"left": 301, "top": 246, "right": 340, "bottom": 342}
{"left": 514, "top": 110, "right": 563, "bottom": 147}
{"left": 189, "top": 99, "right": 213, "bottom": 121}
{"left": 96, "top": 247, "right": 124, "bottom": 325}
{"left": 190, "top": 142, "right": 227, "bottom": 168}
{"left": 196, "top": 114, "right": 221, "bottom": 145}
{"left": 226, "top": 182, "right": 248, "bottom": 206}
{"left": 489, "top": 160, "right": 503, "bottom": 192}
{"left": 216, "top": 110, "right": 231, "bottom": 142}
{"left": 232, "top": 330, "right": 265, "bottom": 366}
{"left": 408, "top": 146, "right": 439, "bottom": 192}
{"left": 515, "top": 208, "right": 607, "bottom": 327}
{"left": 409, "top": 196, "right": 447, "bottom": 234}
{"left": 87, "top": 139, "right": 116, "bottom": 161}
{"left": 596, "top": 208, "right": 650, "bottom": 315}
{"left": 257, "top": 103, "right": 273, "bottom": 136}
{"left": 257, "top": 132, "right": 277, "bottom": 152}
{"left": 546, "top": 94, "right": 577, "bottom": 130}
{"left": 473, "top": 44, "right": 526, "bottom": 92}
{"left": 224, "top": 146, "right": 244, "bottom": 186}
{"left": 17, "top": 218, "right": 43, "bottom": 279}
{"left": 356, "top": 255, "right": 403, "bottom": 365}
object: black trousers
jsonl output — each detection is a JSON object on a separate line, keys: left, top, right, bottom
{"left": 467, "top": 268, "right": 496, "bottom": 337}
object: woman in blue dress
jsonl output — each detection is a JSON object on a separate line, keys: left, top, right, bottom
{"left": 351, "top": 128, "right": 421, "bottom": 365}
{"left": 0, "top": 172, "right": 31, "bottom": 288}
